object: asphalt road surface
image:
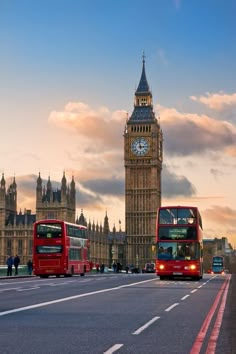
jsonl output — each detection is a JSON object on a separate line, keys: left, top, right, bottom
{"left": 0, "top": 273, "right": 235, "bottom": 354}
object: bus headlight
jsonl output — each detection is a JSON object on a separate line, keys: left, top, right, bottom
{"left": 159, "top": 264, "right": 165, "bottom": 270}
{"left": 184, "top": 265, "right": 196, "bottom": 270}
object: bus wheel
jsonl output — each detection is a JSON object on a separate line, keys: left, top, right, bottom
{"left": 80, "top": 272, "right": 85, "bottom": 276}
{"left": 71, "top": 266, "right": 74, "bottom": 276}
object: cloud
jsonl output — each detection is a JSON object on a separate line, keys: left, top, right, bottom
{"left": 10, "top": 162, "right": 198, "bottom": 219}
{"left": 210, "top": 168, "right": 225, "bottom": 179}
{"left": 203, "top": 205, "right": 236, "bottom": 226}
{"left": 49, "top": 100, "right": 236, "bottom": 162}
{"left": 49, "top": 101, "right": 127, "bottom": 151}
{"left": 162, "top": 164, "right": 196, "bottom": 197}
{"left": 8, "top": 173, "right": 122, "bottom": 215}
{"left": 158, "top": 105, "right": 236, "bottom": 157}
{"left": 190, "top": 92, "right": 236, "bottom": 111}
{"left": 83, "top": 176, "right": 124, "bottom": 196}
{"left": 202, "top": 206, "right": 236, "bottom": 241}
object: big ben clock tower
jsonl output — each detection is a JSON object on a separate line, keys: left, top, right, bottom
{"left": 124, "top": 55, "right": 163, "bottom": 268}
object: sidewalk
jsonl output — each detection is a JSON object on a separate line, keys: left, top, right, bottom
{"left": 0, "top": 265, "right": 33, "bottom": 279}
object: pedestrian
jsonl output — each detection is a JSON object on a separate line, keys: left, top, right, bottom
{"left": 116, "top": 262, "right": 121, "bottom": 273}
{"left": 27, "top": 259, "right": 33, "bottom": 275}
{"left": 6, "top": 255, "right": 14, "bottom": 276}
{"left": 112, "top": 262, "right": 117, "bottom": 273}
{"left": 96, "top": 262, "right": 100, "bottom": 273}
{"left": 125, "top": 265, "right": 129, "bottom": 274}
{"left": 14, "top": 254, "right": 20, "bottom": 275}
{"left": 100, "top": 263, "right": 105, "bottom": 273}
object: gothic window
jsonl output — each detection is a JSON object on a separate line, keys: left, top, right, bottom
{"left": 18, "top": 240, "right": 23, "bottom": 255}
{"left": 47, "top": 211, "right": 55, "bottom": 219}
{"left": 28, "top": 239, "right": 33, "bottom": 255}
{"left": 7, "top": 239, "right": 12, "bottom": 256}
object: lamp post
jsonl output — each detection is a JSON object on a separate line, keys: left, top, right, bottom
{"left": 152, "top": 240, "right": 156, "bottom": 262}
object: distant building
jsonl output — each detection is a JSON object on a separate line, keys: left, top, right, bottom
{"left": 203, "top": 237, "right": 234, "bottom": 272}
{"left": 0, "top": 174, "right": 35, "bottom": 264}
{"left": 0, "top": 173, "right": 124, "bottom": 266}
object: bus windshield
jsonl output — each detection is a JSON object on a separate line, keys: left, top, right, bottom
{"left": 159, "top": 207, "right": 197, "bottom": 225}
{"left": 212, "top": 257, "right": 223, "bottom": 266}
{"left": 157, "top": 242, "right": 200, "bottom": 261}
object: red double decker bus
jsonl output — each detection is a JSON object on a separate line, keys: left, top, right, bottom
{"left": 156, "top": 206, "right": 203, "bottom": 280}
{"left": 33, "top": 219, "right": 90, "bottom": 277}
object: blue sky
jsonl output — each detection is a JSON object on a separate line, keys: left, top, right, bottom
{"left": 1, "top": 0, "right": 236, "bottom": 245}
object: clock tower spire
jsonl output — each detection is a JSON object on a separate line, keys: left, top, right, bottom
{"left": 124, "top": 56, "right": 163, "bottom": 268}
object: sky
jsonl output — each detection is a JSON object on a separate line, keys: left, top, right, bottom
{"left": 1, "top": 0, "right": 236, "bottom": 246}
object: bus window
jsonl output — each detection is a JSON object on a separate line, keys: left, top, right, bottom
{"left": 36, "top": 245, "right": 63, "bottom": 254}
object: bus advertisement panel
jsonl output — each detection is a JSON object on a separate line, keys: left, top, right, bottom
{"left": 211, "top": 256, "right": 224, "bottom": 274}
{"left": 33, "top": 219, "right": 90, "bottom": 277}
{"left": 156, "top": 206, "right": 203, "bottom": 280}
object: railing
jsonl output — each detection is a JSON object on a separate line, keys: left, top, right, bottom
{"left": 0, "top": 265, "right": 32, "bottom": 277}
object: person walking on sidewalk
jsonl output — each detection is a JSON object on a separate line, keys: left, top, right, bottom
{"left": 27, "top": 259, "right": 33, "bottom": 275}
{"left": 6, "top": 255, "right": 14, "bottom": 276}
{"left": 14, "top": 254, "right": 20, "bottom": 275}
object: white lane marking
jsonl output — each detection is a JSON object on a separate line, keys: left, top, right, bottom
{"left": 0, "top": 288, "right": 18, "bottom": 291}
{"left": 17, "top": 287, "right": 40, "bottom": 291}
{"left": 0, "top": 278, "right": 155, "bottom": 317}
{"left": 181, "top": 294, "right": 190, "bottom": 300}
{"left": 0, "top": 280, "right": 42, "bottom": 286}
{"left": 103, "top": 344, "right": 123, "bottom": 354}
{"left": 132, "top": 316, "right": 160, "bottom": 335}
{"left": 165, "top": 303, "right": 179, "bottom": 312}
{"left": 191, "top": 289, "right": 198, "bottom": 293}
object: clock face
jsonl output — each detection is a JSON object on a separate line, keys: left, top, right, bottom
{"left": 131, "top": 137, "right": 149, "bottom": 156}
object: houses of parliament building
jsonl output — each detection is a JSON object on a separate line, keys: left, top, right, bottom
{"left": 0, "top": 57, "right": 163, "bottom": 268}
{"left": 0, "top": 172, "right": 125, "bottom": 266}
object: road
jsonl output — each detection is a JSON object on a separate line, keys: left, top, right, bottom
{"left": 0, "top": 273, "right": 234, "bottom": 354}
